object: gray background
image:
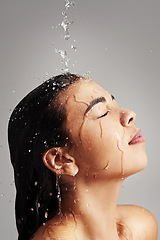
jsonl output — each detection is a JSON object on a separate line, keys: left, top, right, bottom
{"left": 0, "top": 0, "right": 160, "bottom": 239}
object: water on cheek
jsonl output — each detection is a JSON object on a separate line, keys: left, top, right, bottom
{"left": 115, "top": 129, "right": 125, "bottom": 177}
{"left": 102, "top": 114, "right": 126, "bottom": 177}
{"left": 99, "top": 120, "right": 103, "bottom": 138}
{"left": 103, "top": 136, "right": 116, "bottom": 171}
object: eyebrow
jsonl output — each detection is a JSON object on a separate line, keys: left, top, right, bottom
{"left": 85, "top": 97, "right": 106, "bottom": 115}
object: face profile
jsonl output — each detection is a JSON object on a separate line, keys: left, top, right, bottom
{"left": 59, "top": 79, "right": 147, "bottom": 179}
{"left": 8, "top": 73, "right": 157, "bottom": 240}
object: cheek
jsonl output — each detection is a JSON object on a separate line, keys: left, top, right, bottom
{"left": 79, "top": 119, "right": 124, "bottom": 174}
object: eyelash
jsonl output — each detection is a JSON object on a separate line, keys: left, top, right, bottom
{"left": 98, "top": 111, "right": 109, "bottom": 119}
{"left": 111, "top": 95, "right": 115, "bottom": 100}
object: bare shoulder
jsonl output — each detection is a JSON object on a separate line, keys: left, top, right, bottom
{"left": 31, "top": 217, "right": 77, "bottom": 240}
{"left": 117, "top": 205, "right": 158, "bottom": 240}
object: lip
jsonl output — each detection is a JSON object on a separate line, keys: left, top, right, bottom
{"left": 128, "top": 129, "right": 146, "bottom": 145}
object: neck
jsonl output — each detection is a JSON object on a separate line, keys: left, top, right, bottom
{"left": 60, "top": 174, "right": 124, "bottom": 239}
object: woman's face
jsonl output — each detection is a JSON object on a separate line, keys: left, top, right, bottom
{"left": 61, "top": 79, "right": 147, "bottom": 179}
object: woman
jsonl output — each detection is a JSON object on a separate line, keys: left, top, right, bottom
{"left": 8, "top": 73, "right": 158, "bottom": 240}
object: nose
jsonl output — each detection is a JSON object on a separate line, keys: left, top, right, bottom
{"left": 120, "top": 108, "right": 136, "bottom": 127}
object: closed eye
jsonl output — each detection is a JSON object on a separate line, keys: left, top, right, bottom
{"left": 98, "top": 111, "right": 109, "bottom": 119}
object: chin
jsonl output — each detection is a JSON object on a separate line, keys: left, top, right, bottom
{"left": 124, "top": 149, "right": 148, "bottom": 177}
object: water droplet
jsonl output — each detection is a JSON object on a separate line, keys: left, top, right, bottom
{"left": 49, "top": 192, "right": 53, "bottom": 196}
{"left": 34, "top": 181, "right": 38, "bottom": 186}
{"left": 30, "top": 208, "right": 34, "bottom": 211}
{"left": 85, "top": 169, "right": 89, "bottom": 177}
{"left": 65, "top": 0, "right": 75, "bottom": 10}
{"left": 28, "top": 149, "right": 31, "bottom": 153}
{"left": 71, "top": 45, "right": 77, "bottom": 51}
{"left": 45, "top": 212, "right": 48, "bottom": 219}
{"left": 64, "top": 34, "right": 70, "bottom": 40}
{"left": 61, "top": 19, "right": 73, "bottom": 32}
{"left": 12, "top": 90, "right": 15, "bottom": 93}
{"left": 37, "top": 203, "right": 40, "bottom": 208}
{"left": 74, "top": 199, "right": 79, "bottom": 204}
{"left": 1, "top": 193, "right": 4, "bottom": 197}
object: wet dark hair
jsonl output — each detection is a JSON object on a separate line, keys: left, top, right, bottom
{"left": 8, "top": 73, "right": 80, "bottom": 240}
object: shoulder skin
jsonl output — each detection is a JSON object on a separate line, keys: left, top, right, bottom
{"left": 117, "top": 205, "right": 158, "bottom": 240}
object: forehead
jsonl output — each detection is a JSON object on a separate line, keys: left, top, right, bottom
{"left": 59, "top": 79, "right": 111, "bottom": 129}
{"left": 62, "top": 80, "right": 110, "bottom": 106}
{"left": 58, "top": 80, "right": 112, "bottom": 141}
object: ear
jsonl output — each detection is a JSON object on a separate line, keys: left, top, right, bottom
{"left": 43, "top": 147, "right": 79, "bottom": 176}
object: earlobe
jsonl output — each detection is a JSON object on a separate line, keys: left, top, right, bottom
{"left": 43, "top": 148, "right": 79, "bottom": 176}
{"left": 63, "top": 153, "right": 79, "bottom": 176}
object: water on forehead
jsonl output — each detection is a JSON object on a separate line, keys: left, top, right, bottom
{"left": 65, "top": 80, "right": 109, "bottom": 104}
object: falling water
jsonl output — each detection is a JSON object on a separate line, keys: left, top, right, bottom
{"left": 56, "top": 174, "right": 63, "bottom": 221}
{"left": 55, "top": 48, "right": 69, "bottom": 72}
{"left": 61, "top": 0, "right": 75, "bottom": 40}
{"left": 55, "top": 0, "right": 76, "bottom": 72}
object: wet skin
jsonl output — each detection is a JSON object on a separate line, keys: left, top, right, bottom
{"left": 33, "top": 79, "right": 157, "bottom": 240}
{"left": 63, "top": 79, "right": 147, "bottom": 179}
